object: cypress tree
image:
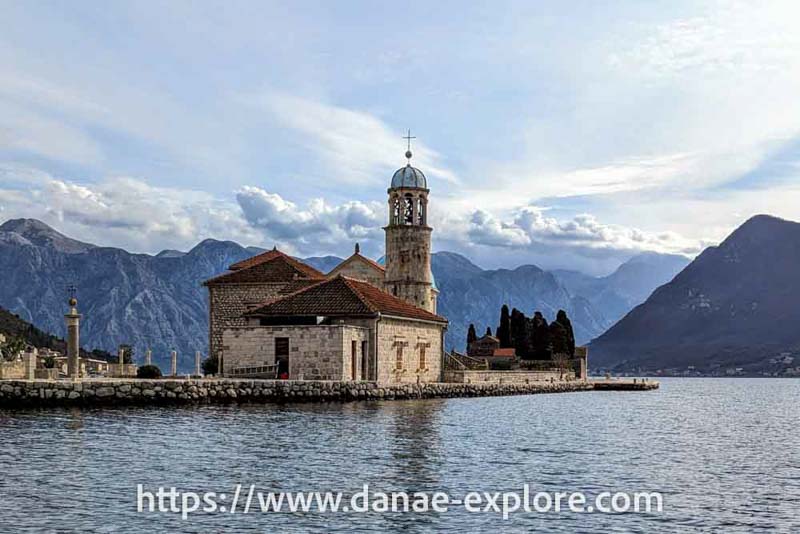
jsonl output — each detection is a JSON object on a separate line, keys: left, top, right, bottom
{"left": 549, "top": 320, "right": 569, "bottom": 358}
{"left": 496, "top": 305, "right": 511, "bottom": 348}
{"left": 555, "top": 310, "right": 576, "bottom": 356}
{"left": 467, "top": 323, "right": 477, "bottom": 347}
{"left": 531, "top": 311, "right": 551, "bottom": 359}
{"left": 485, "top": 327, "right": 493, "bottom": 337}
{"left": 510, "top": 308, "right": 528, "bottom": 358}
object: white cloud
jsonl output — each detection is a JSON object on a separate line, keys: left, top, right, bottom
{"left": 236, "top": 185, "right": 384, "bottom": 253}
{"left": 0, "top": 165, "right": 707, "bottom": 274}
{"left": 246, "top": 92, "right": 460, "bottom": 187}
{"left": 465, "top": 206, "right": 699, "bottom": 257}
{"left": 0, "top": 165, "right": 261, "bottom": 253}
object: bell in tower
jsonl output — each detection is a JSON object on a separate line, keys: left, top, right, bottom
{"left": 384, "top": 131, "right": 437, "bottom": 313}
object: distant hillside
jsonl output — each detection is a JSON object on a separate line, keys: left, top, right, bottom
{"left": 0, "top": 305, "right": 68, "bottom": 353}
{"left": 0, "top": 219, "right": 255, "bottom": 371}
{"left": 0, "top": 305, "right": 109, "bottom": 360}
{"left": 553, "top": 252, "right": 689, "bottom": 328}
{"left": 590, "top": 215, "right": 800, "bottom": 374}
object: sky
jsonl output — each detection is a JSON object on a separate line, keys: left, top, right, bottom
{"left": 1, "top": 0, "right": 799, "bottom": 275}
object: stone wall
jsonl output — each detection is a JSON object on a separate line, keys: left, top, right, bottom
{"left": 443, "top": 369, "right": 576, "bottom": 384}
{"left": 0, "top": 353, "right": 36, "bottom": 379}
{"left": 376, "top": 317, "right": 442, "bottom": 384}
{"left": 0, "top": 378, "right": 594, "bottom": 406}
{"left": 0, "top": 359, "right": 27, "bottom": 379}
{"left": 222, "top": 325, "right": 370, "bottom": 381}
{"left": 207, "top": 283, "right": 290, "bottom": 369}
{"left": 384, "top": 223, "right": 435, "bottom": 313}
{"left": 328, "top": 259, "right": 386, "bottom": 290}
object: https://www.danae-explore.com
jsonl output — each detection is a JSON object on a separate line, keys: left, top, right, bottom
{"left": 136, "top": 484, "right": 664, "bottom": 520}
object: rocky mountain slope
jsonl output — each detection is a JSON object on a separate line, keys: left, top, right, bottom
{"left": 553, "top": 252, "right": 689, "bottom": 329}
{"left": 0, "top": 218, "right": 681, "bottom": 371}
{"left": 590, "top": 215, "right": 800, "bottom": 374}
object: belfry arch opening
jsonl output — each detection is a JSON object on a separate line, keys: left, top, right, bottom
{"left": 403, "top": 194, "right": 414, "bottom": 225}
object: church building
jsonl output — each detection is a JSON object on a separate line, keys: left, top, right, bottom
{"left": 204, "top": 146, "right": 448, "bottom": 383}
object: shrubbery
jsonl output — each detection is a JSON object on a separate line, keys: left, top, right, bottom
{"left": 136, "top": 365, "right": 162, "bottom": 379}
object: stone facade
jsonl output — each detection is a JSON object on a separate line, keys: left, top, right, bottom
{"left": 375, "top": 317, "right": 442, "bottom": 384}
{"left": 222, "top": 325, "right": 370, "bottom": 381}
{"left": 328, "top": 256, "right": 386, "bottom": 289}
{"left": 223, "top": 315, "right": 444, "bottom": 385}
{"left": 207, "top": 283, "right": 291, "bottom": 371}
{"left": 468, "top": 335, "right": 501, "bottom": 358}
{"left": 384, "top": 222, "right": 435, "bottom": 313}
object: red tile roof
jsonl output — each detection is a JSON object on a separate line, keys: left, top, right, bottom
{"left": 203, "top": 249, "right": 325, "bottom": 286}
{"left": 229, "top": 248, "right": 284, "bottom": 270}
{"left": 246, "top": 275, "right": 447, "bottom": 323}
{"left": 492, "top": 348, "right": 516, "bottom": 357}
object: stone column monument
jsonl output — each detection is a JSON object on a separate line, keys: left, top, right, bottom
{"left": 195, "top": 351, "right": 201, "bottom": 377}
{"left": 118, "top": 347, "right": 124, "bottom": 373}
{"left": 170, "top": 350, "right": 177, "bottom": 376}
{"left": 65, "top": 297, "right": 81, "bottom": 379}
{"left": 144, "top": 349, "right": 152, "bottom": 366}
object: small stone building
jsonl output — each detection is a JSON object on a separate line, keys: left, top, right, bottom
{"left": 222, "top": 275, "right": 447, "bottom": 383}
{"left": 468, "top": 334, "right": 501, "bottom": 358}
{"left": 203, "top": 249, "right": 326, "bottom": 367}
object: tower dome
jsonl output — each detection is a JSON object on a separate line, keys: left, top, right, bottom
{"left": 390, "top": 164, "right": 427, "bottom": 189}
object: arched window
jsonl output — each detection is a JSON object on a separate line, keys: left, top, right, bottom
{"left": 392, "top": 196, "right": 401, "bottom": 225}
{"left": 403, "top": 194, "right": 414, "bottom": 225}
{"left": 417, "top": 197, "right": 426, "bottom": 225}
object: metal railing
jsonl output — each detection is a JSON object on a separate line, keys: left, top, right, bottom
{"left": 444, "top": 351, "right": 489, "bottom": 370}
{"left": 228, "top": 364, "right": 279, "bottom": 379}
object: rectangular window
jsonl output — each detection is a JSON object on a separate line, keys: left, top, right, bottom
{"left": 396, "top": 345, "right": 404, "bottom": 370}
{"left": 419, "top": 344, "right": 426, "bottom": 370}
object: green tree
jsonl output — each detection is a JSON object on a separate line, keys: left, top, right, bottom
{"left": 549, "top": 320, "right": 569, "bottom": 359}
{"left": 530, "top": 311, "right": 551, "bottom": 360}
{"left": 496, "top": 305, "right": 511, "bottom": 348}
{"left": 0, "top": 336, "right": 26, "bottom": 361}
{"left": 466, "top": 324, "right": 477, "bottom": 347}
{"left": 137, "top": 365, "right": 162, "bottom": 379}
{"left": 555, "top": 310, "right": 576, "bottom": 356}
{"left": 510, "top": 308, "right": 528, "bottom": 357}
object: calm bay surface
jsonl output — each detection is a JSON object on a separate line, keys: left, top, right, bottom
{"left": 1, "top": 378, "right": 799, "bottom": 532}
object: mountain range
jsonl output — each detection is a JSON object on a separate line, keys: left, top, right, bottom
{"left": 0, "top": 218, "right": 686, "bottom": 371}
{"left": 590, "top": 215, "right": 800, "bottom": 375}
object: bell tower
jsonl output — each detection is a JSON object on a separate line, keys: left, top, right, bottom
{"left": 384, "top": 132, "right": 436, "bottom": 313}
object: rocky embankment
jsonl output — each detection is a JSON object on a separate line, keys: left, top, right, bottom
{"left": 0, "top": 378, "right": 593, "bottom": 407}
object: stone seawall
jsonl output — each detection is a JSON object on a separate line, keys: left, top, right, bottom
{"left": 0, "top": 378, "right": 593, "bottom": 407}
